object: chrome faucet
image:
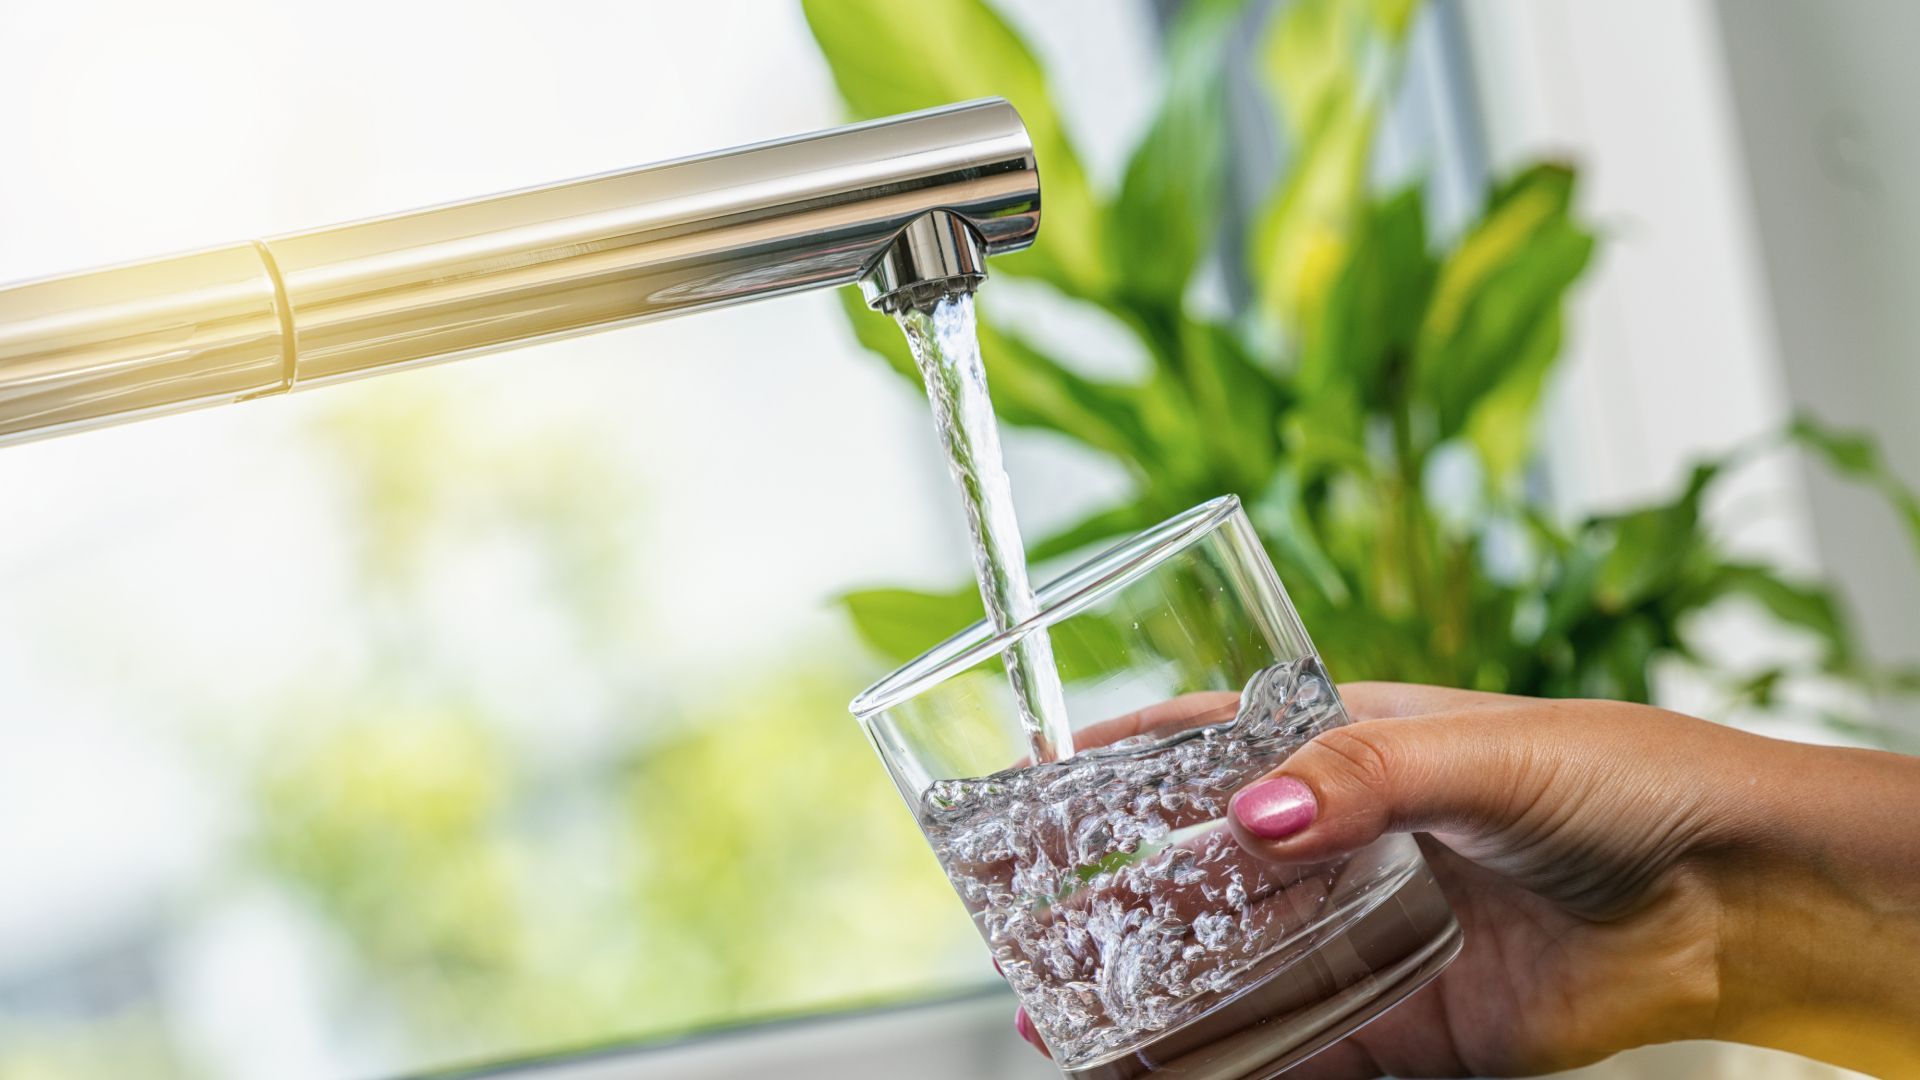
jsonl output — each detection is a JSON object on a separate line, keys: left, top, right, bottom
{"left": 0, "top": 99, "right": 1038, "bottom": 445}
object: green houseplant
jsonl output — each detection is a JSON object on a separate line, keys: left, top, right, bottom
{"left": 804, "top": 0, "right": 1920, "bottom": 741}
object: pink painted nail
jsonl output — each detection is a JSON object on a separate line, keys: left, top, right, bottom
{"left": 1014, "top": 1007, "right": 1049, "bottom": 1057}
{"left": 1233, "top": 776, "right": 1317, "bottom": 839}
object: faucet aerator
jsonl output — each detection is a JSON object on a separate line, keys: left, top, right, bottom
{"left": 859, "top": 209, "right": 990, "bottom": 315}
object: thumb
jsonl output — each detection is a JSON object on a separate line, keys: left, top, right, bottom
{"left": 1227, "top": 712, "right": 1535, "bottom": 864}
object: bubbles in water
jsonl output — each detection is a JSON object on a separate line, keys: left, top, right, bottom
{"left": 918, "top": 657, "right": 1422, "bottom": 1069}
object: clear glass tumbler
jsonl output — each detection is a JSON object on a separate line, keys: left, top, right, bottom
{"left": 852, "top": 496, "right": 1462, "bottom": 1079}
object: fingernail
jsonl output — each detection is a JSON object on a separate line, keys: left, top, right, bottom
{"left": 1014, "top": 1006, "right": 1037, "bottom": 1045}
{"left": 1233, "top": 776, "right": 1317, "bottom": 839}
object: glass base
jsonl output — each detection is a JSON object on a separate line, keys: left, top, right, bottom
{"left": 1060, "top": 866, "right": 1463, "bottom": 1080}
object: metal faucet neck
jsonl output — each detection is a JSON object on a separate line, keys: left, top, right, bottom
{"left": 0, "top": 99, "right": 1039, "bottom": 446}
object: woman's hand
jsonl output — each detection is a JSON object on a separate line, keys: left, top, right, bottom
{"left": 1014, "top": 684, "right": 1920, "bottom": 1077}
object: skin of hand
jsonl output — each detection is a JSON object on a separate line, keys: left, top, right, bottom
{"left": 1010, "top": 683, "right": 1920, "bottom": 1078}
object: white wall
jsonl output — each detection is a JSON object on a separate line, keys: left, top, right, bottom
{"left": 1713, "top": 0, "right": 1920, "bottom": 732}
{"left": 1459, "top": 0, "right": 1807, "bottom": 548}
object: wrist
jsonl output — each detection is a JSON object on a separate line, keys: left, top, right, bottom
{"left": 1700, "top": 737, "right": 1920, "bottom": 1074}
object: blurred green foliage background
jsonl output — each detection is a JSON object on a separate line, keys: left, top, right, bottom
{"left": 225, "top": 389, "right": 980, "bottom": 1071}
{"left": 0, "top": 379, "right": 980, "bottom": 1079}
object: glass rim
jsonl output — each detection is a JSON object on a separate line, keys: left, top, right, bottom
{"left": 850, "top": 494, "right": 1244, "bottom": 721}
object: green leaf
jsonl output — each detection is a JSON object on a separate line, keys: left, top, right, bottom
{"left": 1252, "top": 467, "right": 1352, "bottom": 606}
{"left": 1263, "top": 0, "right": 1398, "bottom": 133}
{"left": 1298, "top": 184, "right": 1435, "bottom": 407}
{"left": 975, "top": 314, "right": 1159, "bottom": 469}
{"left": 1727, "top": 665, "right": 1790, "bottom": 709}
{"left": 1538, "top": 546, "right": 1601, "bottom": 653}
{"left": 1028, "top": 500, "right": 1161, "bottom": 563}
{"left": 1694, "top": 563, "right": 1854, "bottom": 668}
{"left": 834, "top": 288, "right": 917, "bottom": 383}
{"left": 1789, "top": 414, "right": 1920, "bottom": 560}
{"left": 1867, "top": 663, "right": 1920, "bottom": 697}
{"left": 1109, "top": 0, "right": 1240, "bottom": 303}
{"left": 833, "top": 289, "right": 1156, "bottom": 474}
{"left": 1461, "top": 309, "right": 1566, "bottom": 483}
{"left": 1249, "top": 0, "right": 1413, "bottom": 326}
{"left": 1592, "top": 462, "right": 1718, "bottom": 614}
{"left": 1045, "top": 611, "right": 1134, "bottom": 684}
{"left": 1178, "top": 317, "right": 1286, "bottom": 488}
{"left": 1416, "top": 164, "right": 1594, "bottom": 475}
{"left": 840, "top": 585, "right": 983, "bottom": 665}
{"left": 839, "top": 581, "right": 1132, "bottom": 684}
{"left": 801, "top": 0, "right": 1108, "bottom": 295}
{"left": 1250, "top": 85, "right": 1374, "bottom": 326}
{"left": 1279, "top": 372, "right": 1369, "bottom": 486}
{"left": 1592, "top": 614, "right": 1660, "bottom": 702}
{"left": 1370, "top": 0, "right": 1420, "bottom": 37}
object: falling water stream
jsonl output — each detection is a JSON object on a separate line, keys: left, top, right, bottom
{"left": 894, "top": 294, "right": 1076, "bottom": 764}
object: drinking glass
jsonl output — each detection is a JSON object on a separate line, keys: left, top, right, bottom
{"left": 851, "top": 495, "right": 1462, "bottom": 1079}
